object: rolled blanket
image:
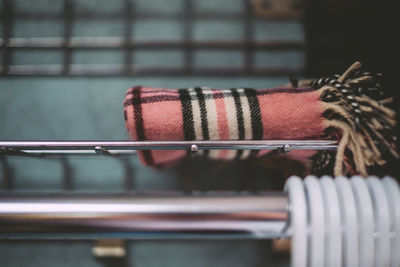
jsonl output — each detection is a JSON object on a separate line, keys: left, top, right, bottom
{"left": 123, "top": 62, "right": 398, "bottom": 176}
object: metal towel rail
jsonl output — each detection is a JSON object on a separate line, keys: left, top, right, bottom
{"left": 0, "top": 176, "right": 399, "bottom": 267}
{"left": 0, "top": 140, "right": 338, "bottom": 156}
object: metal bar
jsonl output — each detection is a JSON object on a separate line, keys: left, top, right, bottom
{"left": 120, "top": 158, "right": 134, "bottom": 191}
{"left": 0, "top": 157, "right": 13, "bottom": 190}
{"left": 61, "top": 158, "right": 73, "bottom": 190}
{"left": 62, "top": 0, "right": 73, "bottom": 75}
{"left": 0, "top": 193, "right": 288, "bottom": 239}
{"left": 243, "top": 0, "right": 254, "bottom": 74}
{"left": 123, "top": 0, "right": 132, "bottom": 75}
{"left": 5, "top": 12, "right": 302, "bottom": 21}
{"left": 1, "top": 38, "right": 304, "bottom": 50}
{"left": 183, "top": 0, "right": 193, "bottom": 74}
{"left": 2, "top": 0, "right": 13, "bottom": 75}
{"left": 0, "top": 140, "right": 338, "bottom": 156}
{"left": 2, "top": 66, "right": 303, "bottom": 77}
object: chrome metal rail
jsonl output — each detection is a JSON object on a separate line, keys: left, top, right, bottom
{"left": 0, "top": 193, "right": 288, "bottom": 239}
{"left": 0, "top": 140, "right": 338, "bottom": 156}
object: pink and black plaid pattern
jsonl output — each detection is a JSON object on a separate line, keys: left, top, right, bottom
{"left": 124, "top": 86, "right": 325, "bottom": 167}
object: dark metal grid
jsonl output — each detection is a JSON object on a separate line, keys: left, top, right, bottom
{"left": 1, "top": 0, "right": 12, "bottom": 75}
{"left": 0, "top": 151, "right": 136, "bottom": 192}
{"left": 0, "top": 0, "right": 304, "bottom": 76}
{"left": 123, "top": 0, "right": 133, "bottom": 75}
{"left": 0, "top": 140, "right": 336, "bottom": 191}
{"left": 244, "top": 0, "right": 254, "bottom": 74}
{"left": 63, "top": 0, "right": 73, "bottom": 74}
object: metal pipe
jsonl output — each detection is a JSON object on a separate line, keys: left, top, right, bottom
{"left": 1, "top": 66, "right": 303, "bottom": 77}
{"left": 0, "top": 193, "right": 288, "bottom": 240}
{"left": 0, "top": 140, "right": 338, "bottom": 156}
{"left": 0, "top": 38, "right": 304, "bottom": 50}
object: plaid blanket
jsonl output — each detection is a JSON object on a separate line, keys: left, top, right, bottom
{"left": 124, "top": 85, "right": 324, "bottom": 168}
{"left": 123, "top": 63, "right": 398, "bottom": 176}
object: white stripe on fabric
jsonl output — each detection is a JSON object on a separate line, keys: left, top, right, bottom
{"left": 222, "top": 89, "right": 239, "bottom": 140}
{"left": 222, "top": 89, "right": 238, "bottom": 159}
{"left": 237, "top": 88, "right": 252, "bottom": 160}
{"left": 188, "top": 88, "right": 204, "bottom": 155}
{"left": 205, "top": 92, "right": 219, "bottom": 140}
{"left": 204, "top": 90, "right": 220, "bottom": 159}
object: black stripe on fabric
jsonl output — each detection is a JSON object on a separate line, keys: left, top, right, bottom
{"left": 244, "top": 88, "right": 263, "bottom": 139}
{"left": 231, "top": 89, "right": 245, "bottom": 139}
{"left": 231, "top": 88, "right": 245, "bottom": 160}
{"left": 194, "top": 87, "right": 210, "bottom": 140}
{"left": 179, "top": 89, "right": 196, "bottom": 141}
{"left": 244, "top": 88, "right": 263, "bottom": 158}
{"left": 194, "top": 87, "right": 210, "bottom": 156}
{"left": 131, "top": 86, "right": 154, "bottom": 165}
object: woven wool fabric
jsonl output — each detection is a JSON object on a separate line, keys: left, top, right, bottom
{"left": 124, "top": 86, "right": 325, "bottom": 168}
{"left": 123, "top": 63, "right": 398, "bottom": 176}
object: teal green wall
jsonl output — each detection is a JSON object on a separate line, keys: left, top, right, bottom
{"left": 0, "top": 0, "right": 301, "bottom": 265}
{"left": 0, "top": 76, "right": 289, "bottom": 191}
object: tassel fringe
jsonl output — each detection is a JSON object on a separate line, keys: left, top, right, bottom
{"left": 311, "top": 62, "right": 398, "bottom": 177}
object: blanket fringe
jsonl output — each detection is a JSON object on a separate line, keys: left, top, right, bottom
{"left": 311, "top": 62, "right": 398, "bottom": 176}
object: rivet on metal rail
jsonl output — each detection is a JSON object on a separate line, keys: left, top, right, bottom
{"left": 283, "top": 144, "right": 292, "bottom": 153}
{"left": 190, "top": 144, "right": 198, "bottom": 154}
{"left": 94, "top": 146, "right": 102, "bottom": 154}
{"left": 94, "top": 146, "right": 113, "bottom": 156}
{"left": 263, "top": 144, "right": 292, "bottom": 158}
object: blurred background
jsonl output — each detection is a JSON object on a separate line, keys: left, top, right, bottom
{"left": 0, "top": 0, "right": 398, "bottom": 266}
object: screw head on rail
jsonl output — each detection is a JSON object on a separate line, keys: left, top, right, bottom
{"left": 190, "top": 144, "right": 198, "bottom": 154}
{"left": 283, "top": 144, "right": 292, "bottom": 153}
{"left": 94, "top": 146, "right": 102, "bottom": 154}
